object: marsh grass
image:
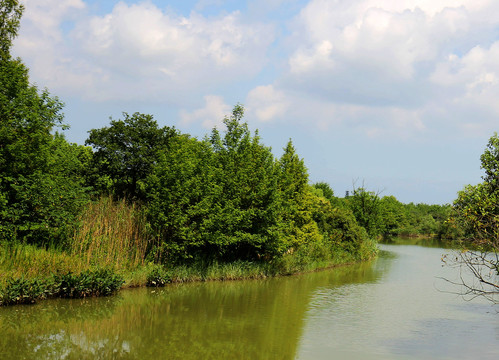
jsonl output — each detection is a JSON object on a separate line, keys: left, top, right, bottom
{"left": 0, "top": 242, "right": 88, "bottom": 284}
{"left": 145, "top": 246, "right": 367, "bottom": 287}
{"left": 0, "top": 197, "right": 154, "bottom": 304}
{"left": 71, "top": 196, "right": 151, "bottom": 270}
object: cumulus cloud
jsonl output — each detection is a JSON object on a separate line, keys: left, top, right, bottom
{"left": 264, "top": 0, "right": 499, "bottom": 138}
{"left": 13, "top": 0, "right": 89, "bottom": 91}
{"left": 246, "top": 85, "right": 290, "bottom": 122}
{"left": 14, "top": 1, "right": 274, "bottom": 102}
{"left": 12, "top": 0, "right": 499, "bottom": 141}
{"left": 180, "top": 95, "right": 231, "bottom": 129}
{"left": 287, "top": 1, "right": 474, "bottom": 100}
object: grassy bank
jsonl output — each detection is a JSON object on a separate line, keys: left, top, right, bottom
{"left": 0, "top": 240, "right": 375, "bottom": 306}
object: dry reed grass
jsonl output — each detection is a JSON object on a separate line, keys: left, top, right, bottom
{"left": 72, "top": 196, "right": 151, "bottom": 270}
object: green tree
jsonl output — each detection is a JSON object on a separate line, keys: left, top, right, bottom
{"left": 449, "top": 133, "right": 499, "bottom": 301}
{"left": 85, "top": 112, "right": 177, "bottom": 201}
{"left": 0, "top": 0, "right": 23, "bottom": 56}
{"left": 313, "top": 182, "right": 335, "bottom": 203}
{"left": 346, "top": 187, "right": 383, "bottom": 238}
{"left": 148, "top": 105, "right": 280, "bottom": 262}
{"left": 146, "top": 135, "right": 217, "bottom": 262}
{"left": 454, "top": 133, "right": 499, "bottom": 241}
{"left": 207, "top": 105, "right": 280, "bottom": 260}
{"left": 0, "top": 0, "right": 89, "bottom": 245}
{"left": 274, "top": 141, "right": 322, "bottom": 256}
{"left": 378, "top": 195, "right": 407, "bottom": 236}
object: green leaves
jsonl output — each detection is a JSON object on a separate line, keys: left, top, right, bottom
{"left": 86, "top": 112, "right": 177, "bottom": 201}
{"left": 454, "top": 133, "right": 499, "bottom": 242}
{"left": 52, "top": 269, "right": 124, "bottom": 298}
{"left": 0, "top": 0, "right": 23, "bottom": 56}
{"left": 0, "top": 20, "right": 88, "bottom": 245}
{"left": 0, "top": 269, "right": 124, "bottom": 306}
{"left": 145, "top": 105, "right": 377, "bottom": 264}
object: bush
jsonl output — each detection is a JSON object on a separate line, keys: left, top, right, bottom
{"left": 0, "top": 276, "right": 45, "bottom": 306}
{"left": 52, "top": 269, "right": 124, "bottom": 298}
{"left": 146, "top": 265, "right": 172, "bottom": 287}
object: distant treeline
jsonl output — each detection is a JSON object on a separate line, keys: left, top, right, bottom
{"left": 328, "top": 191, "right": 462, "bottom": 239}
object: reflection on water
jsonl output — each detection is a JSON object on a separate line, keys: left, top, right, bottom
{"left": 0, "top": 238, "right": 497, "bottom": 359}
{"left": 297, "top": 241, "right": 499, "bottom": 360}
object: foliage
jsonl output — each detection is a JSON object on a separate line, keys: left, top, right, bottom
{"left": 0, "top": 268, "right": 124, "bottom": 306}
{"left": 454, "top": 133, "right": 499, "bottom": 242}
{"left": 0, "top": 1, "right": 89, "bottom": 246}
{"left": 51, "top": 269, "right": 124, "bottom": 298}
{"left": 449, "top": 132, "right": 499, "bottom": 301}
{"left": 207, "top": 105, "right": 280, "bottom": 260}
{"left": 85, "top": 112, "right": 177, "bottom": 201}
{"left": 272, "top": 141, "right": 323, "bottom": 257}
{"left": 146, "top": 265, "right": 172, "bottom": 287}
{"left": 146, "top": 134, "right": 218, "bottom": 262}
{"left": 0, "top": 276, "right": 44, "bottom": 305}
{"left": 148, "top": 105, "right": 282, "bottom": 262}
{"left": 0, "top": 0, "right": 23, "bottom": 56}
{"left": 313, "top": 181, "right": 335, "bottom": 203}
{"left": 345, "top": 187, "right": 383, "bottom": 238}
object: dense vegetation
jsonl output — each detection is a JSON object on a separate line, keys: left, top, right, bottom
{"left": 336, "top": 189, "right": 460, "bottom": 240}
{"left": 447, "top": 133, "right": 499, "bottom": 301}
{"left": 0, "top": 0, "right": 464, "bottom": 305}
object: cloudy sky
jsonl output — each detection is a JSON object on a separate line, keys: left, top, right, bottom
{"left": 12, "top": 0, "right": 499, "bottom": 204}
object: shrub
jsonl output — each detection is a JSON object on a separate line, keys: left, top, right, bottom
{"left": 0, "top": 276, "right": 45, "bottom": 306}
{"left": 51, "top": 269, "right": 124, "bottom": 298}
{"left": 146, "top": 265, "right": 172, "bottom": 287}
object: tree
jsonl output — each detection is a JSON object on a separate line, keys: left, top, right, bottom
{"left": 146, "top": 134, "right": 216, "bottom": 262}
{"left": 346, "top": 186, "right": 383, "bottom": 238}
{"left": 449, "top": 133, "right": 499, "bottom": 302}
{"left": 273, "top": 141, "right": 323, "bottom": 256}
{"left": 0, "top": 0, "right": 23, "bottom": 56}
{"left": 85, "top": 112, "right": 177, "bottom": 201}
{"left": 0, "top": 0, "right": 89, "bottom": 245}
{"left": 313, "top": 182, "right": 335, "bottom": 203}
{"left": 206, "top": 104, "right": 280, "bottom": 260}
{"left": 378, "top": 195, "right": 407, "bottom": 236}
{"left": 147, "top": 105, "right": 281, "bottom": 262}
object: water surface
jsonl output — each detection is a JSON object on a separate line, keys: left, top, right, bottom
{"left": 1, "top": 239, "right": 498, "bottom": 359}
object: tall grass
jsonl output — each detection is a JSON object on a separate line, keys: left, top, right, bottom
{"left": 0, "top": 242, "right": 87, "bottom": 284}
{"left": 71, "top": 196, "right": 151, "bottom": 270}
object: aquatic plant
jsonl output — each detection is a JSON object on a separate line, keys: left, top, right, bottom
{"left": 0, "top": 276, "right": 45, "bottom": 305}
{"left": 52, "top": 269, "right": 124, "bottom": 298}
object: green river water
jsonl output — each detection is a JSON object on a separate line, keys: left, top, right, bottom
{"left": 0, "top": 238, "right": 498, "bottom": 359}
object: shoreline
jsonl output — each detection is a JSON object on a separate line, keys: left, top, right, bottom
{"left": 0, "top": 246, "right": 377, "bottom": 307}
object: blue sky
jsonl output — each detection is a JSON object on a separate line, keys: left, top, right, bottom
{"left": 12, "top": 0, "right": 499, "bottom": 204}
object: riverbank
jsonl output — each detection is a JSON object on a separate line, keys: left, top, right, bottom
{"left": 0, "top": 241, "right": 376, "bottom": 306}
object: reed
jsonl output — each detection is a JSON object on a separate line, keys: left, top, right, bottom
{"left": 0, "top": 242, "right": 87, "bottom": 284}
{"left": 71, "top": 196, "right": 151, "bottom": 270}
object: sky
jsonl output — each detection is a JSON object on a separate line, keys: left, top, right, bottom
{"left": 11, "top": 0, "right": 499, "bottom": 205}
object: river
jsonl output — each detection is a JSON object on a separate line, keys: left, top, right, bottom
{"left": 0, "top": 238, "right": 498, "bottom": 359}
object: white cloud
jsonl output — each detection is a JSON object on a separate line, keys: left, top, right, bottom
{"left": 14, "top": 1, "right": 274, "bottom": 102}
{"left": 12, "top": 0, "right": 499, "bottom": 142}
{"left": 287, "top": 1, "right": 475, "bottom": 93}
{"left": 246, "top": 85, "right": 290, "bottom": 122}
{"left": 180, "top": 95, "right": 231, "bottom": 129}
{"left": 263, "top": 0, "right": 499, "bottom": 139}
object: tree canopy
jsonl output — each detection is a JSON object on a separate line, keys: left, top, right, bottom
{"left": 0, "top": 0, "right": 89, "bottom": 245}
{"left": 85, "top": 112, "right": 177, "bottom": 201}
